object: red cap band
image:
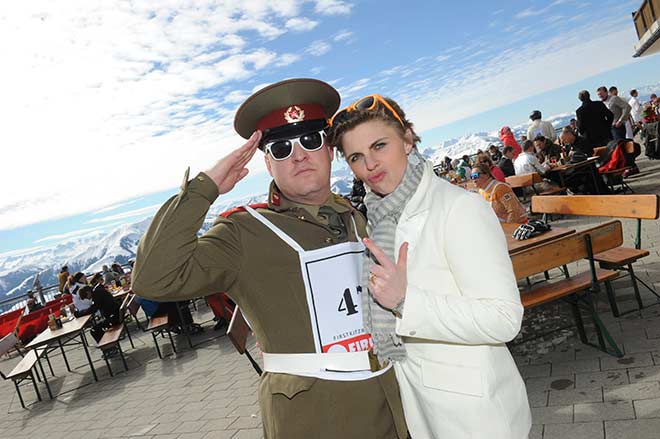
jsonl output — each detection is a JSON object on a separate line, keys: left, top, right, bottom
{"left": 256, "top": 103, "right": 327, "bottom": 132}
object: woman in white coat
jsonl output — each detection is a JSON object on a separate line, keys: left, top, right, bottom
{"left": 327, "top": 95, "right": 532, "bottom": 439}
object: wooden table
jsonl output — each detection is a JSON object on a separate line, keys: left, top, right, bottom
{"left": 548, "top": 157, "right": 601, "bottom": 194}
{"left": 501, "top": 223, "right": 576, "bottom": 255}
{"left": 25, "top": 314, "right": 97, "bottom": 390}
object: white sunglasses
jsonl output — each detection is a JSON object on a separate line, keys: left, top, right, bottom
{"left": 263, "top": 130, "right": 326, "bottom": 161}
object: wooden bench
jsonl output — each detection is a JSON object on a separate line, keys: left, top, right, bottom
{"left": 0, "top": 333, "right": 53, "bottom": 408}
{"left": 95, "top": 294, "right": 133, "bottom": 376}
{"left": 505, "top": 172, "right": 565, "bottom": 199}
{"left": 511, "top": 221, "right": 624, "bottom": 356}
{"left": 227, "top": 307, "right": 262, "bottom": 375}
{"left": 147, "top": 314, "right": 177, "bottom": 359}
{"left": 532, "top": 194, "right": 660, "bottom": 316}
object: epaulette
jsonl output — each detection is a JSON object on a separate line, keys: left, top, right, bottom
{"left": 219, "top": 203, "right": 268, "bottom": 218}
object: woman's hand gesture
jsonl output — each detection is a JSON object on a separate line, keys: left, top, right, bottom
{"left": 204, "top": 131, "right": 262, "bottom": 195}
{"left": 364, "top": 238, "right": 408, "bottom": 310}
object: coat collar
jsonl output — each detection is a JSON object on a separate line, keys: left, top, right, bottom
{"left": 400, "top": 161, "right": 434, "bottom": 220}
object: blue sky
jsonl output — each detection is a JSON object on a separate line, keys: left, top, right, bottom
{"left": 1, "top": 0, "right": 658, "bottom": 254}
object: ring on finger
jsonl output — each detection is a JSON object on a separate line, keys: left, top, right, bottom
{"left": 369, "top": 272, "right": 376, "bottom": 283}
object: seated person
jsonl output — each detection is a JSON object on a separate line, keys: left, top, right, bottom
{"left": 488, "top": 144, "right": 502, "bottom": 162}
{"left": 111, "top": 263, "right": 125, "bottom": 276}
{"left": 498, "top": 146, "right": 516, "bottom": 178}
{"left": 514, "top": 140, "right": 554, "bottom": 175}
{"left": 514, "top": 140, "right": 559, "bottom": 192}
{"left": 26, "top": 298, "right": 44, "bottom": 313}
{"left": 102, "top": 265, "right": 119, "bottom": 285}
{"left": 476, "top": 153, "right": 505, "bottom": 182}
{"left": 471, "top": 163, "right": 528, "bottom": 224}
{"left": 70, "top": 272, "right": 93, "bottom": 312}
{"left": 559, "top": 126, "right": 594, "bottom": 158}
{"left": 533, "top": 135, "right": 562, "bottom": 164}
{"left": 206, "top": 293, "right": 232, "bottom": 331}
{"left": 137, "top": 297, "right": 203, "bottom": 334}
{"left": 74, "top": 281, "right": 120, "bottom": 342}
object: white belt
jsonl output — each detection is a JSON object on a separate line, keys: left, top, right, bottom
{"left": 263, "top": 351, "right": 371, "bottom": 374}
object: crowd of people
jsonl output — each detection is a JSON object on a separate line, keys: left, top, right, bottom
{"left": 436, "top": 85, "right": 660, "bottom": 223}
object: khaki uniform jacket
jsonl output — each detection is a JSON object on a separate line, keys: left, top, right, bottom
{"left": 132, "top": 170, "right": 408, "bottom": 439}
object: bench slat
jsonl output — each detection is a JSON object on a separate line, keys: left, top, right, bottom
{"left": 98, "top": 324, "right": 124, "bottom": 349}
{"left": 147, "top": 315, "right": 169, "bottom": 331}
{"left": 6, "top": 348, "right": 44, "bottom": 379}
{"left": 594, "top": 247, "right": 650, "bottom": 266}
{"left": 521, "top": 269, "right": 618, "bottom": 308}
{"left": 532, "top": 194, "right": 659, "bottom": 219}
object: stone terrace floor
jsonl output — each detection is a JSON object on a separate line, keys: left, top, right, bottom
{"left": 4, "top": 157, "right": 660, "bottom": 438}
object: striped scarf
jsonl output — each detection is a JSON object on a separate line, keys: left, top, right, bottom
{"left": 362, "top": 149, "right": 425, "bottom": 364}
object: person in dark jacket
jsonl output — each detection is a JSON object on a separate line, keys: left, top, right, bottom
{"left": 75, "top": 274, "right": 120, "bottom": 342}
{"left": 576, "top": 89, "right": 614, "bottom": 149}
{"left": 559, "top": 126, "right": 594, "bottom": 158}
{"left": 498, "top": 146, "right": 516, "bottom": 177}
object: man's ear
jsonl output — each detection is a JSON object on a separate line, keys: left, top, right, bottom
{"left": 264, "top": 153, "right": 273, "bottom": 177}
{"left": 326, "top": 144, "right": 335, "bottom": 162}
{"left": 403, "top": 128, "right": 414, "bottom": 154}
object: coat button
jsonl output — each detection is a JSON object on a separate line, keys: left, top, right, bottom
{"left": 324, "top": 237, "right": 333, "bottom": 243}
{"left": 409, "top": 330, "right": 416, "bottom": 336}
{"left": 298, "top": 215, "right": 306, "bottom": 221}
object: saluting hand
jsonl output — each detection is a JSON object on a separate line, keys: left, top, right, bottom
{"left": 205, "top": 131, "right": 262, "bottom": 195}
{"left": 363, "top": 238, "right": 408, "bottom": 310}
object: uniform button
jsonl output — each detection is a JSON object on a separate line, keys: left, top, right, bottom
{"left": 324, "top": 237, "right": 333, "bottom": 243}
{"left": 298, "top": 215, "right": 306, "bottom": 221}
{"left": 196, "top": 176, "right": 204, "bottom": 181}
{"left": 409, "top": 330, "right": 416, "bottom": 336}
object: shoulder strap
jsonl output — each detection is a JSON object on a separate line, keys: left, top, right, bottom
{"left": 243, "top": 206, "right": 304, "bottom": 252}
{"left": 220, "top": 203, "right": 268, "bottom": 218}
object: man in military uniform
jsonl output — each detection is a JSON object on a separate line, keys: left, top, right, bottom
{"left": 132, "top": 78, "right": 408, "bottom": 439}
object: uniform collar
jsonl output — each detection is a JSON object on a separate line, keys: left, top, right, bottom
{"left": 267, "top": 181, "right": 350, "bottom": 216}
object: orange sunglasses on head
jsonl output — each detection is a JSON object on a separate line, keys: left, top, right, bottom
{"left": 328, "top": 94, "right": 405, "bottom": 128}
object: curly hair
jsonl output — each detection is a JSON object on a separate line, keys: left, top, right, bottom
{"left": 326, "top": 96, "right": 421, "bottom": 155}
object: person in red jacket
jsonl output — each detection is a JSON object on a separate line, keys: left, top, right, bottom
{"left": 499, "top": 126, "right": 522, "bottom": 158}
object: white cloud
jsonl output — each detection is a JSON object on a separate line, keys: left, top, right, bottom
{"left": 94, "top": 200, "right": 141, "bottom": 215}
{"left": 285, "top": 17, "right": 319, "bottom": 31}
{"left": 314, "top": 0, "right": 353, "bottom": 15}
{"left": 34, "top": 222, "right": 123, "bottom": 243}
{"left": 333, "top": 29, "right": 354, "bottom": 42}
{"left": 306, "top": 40, "right": 332, "bottom": 56}
{"left": 407, "top": 27, "right": 640, "bottom": 132}
{"left": 0, "top": 1, "right": 323, "bottom": 231}
{"left": 85, "top": 204, "right": 162, "bottom": 224}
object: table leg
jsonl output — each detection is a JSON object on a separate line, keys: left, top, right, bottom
{"left": 80, "top": 331, "right": 98, "bottom": 382}
{"left": 36, "top": 356, "right": 53, "bottom": 399}
{"left": 177, "top": 302, "right": 193, "bottom": 349}
{"left": 58, "top": 339, "right": 71, "bottom": 372}
{"left": 589, "top": 164, "right": 601, "bottom": 195}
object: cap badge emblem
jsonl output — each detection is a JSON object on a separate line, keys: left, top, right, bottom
{"left": 284, "top": 106, "right": 305, "bottom": 123}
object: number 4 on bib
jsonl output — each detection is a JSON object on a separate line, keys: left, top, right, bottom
{"left": 338, "top": 286, "right": 361, "bottom": 316}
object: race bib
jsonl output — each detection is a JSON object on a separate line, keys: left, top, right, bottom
{"left": 302, "top": 247, "right": 373, "bottom": 353}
